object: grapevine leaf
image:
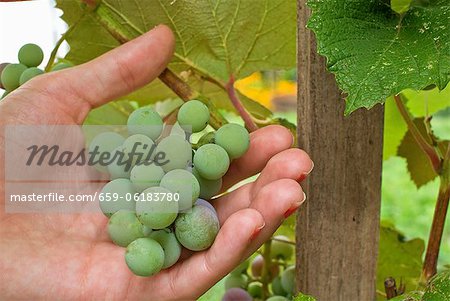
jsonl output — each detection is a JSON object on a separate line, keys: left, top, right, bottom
{"left": 307, "top": 0, "right": 450, "bottom": 114}
{"left": 390, "top": 291, "right": 424, "bottom": 301}
{"left": 83, "top": 100, "right": 135, "bottom": 125}
{"left": 293, "top": 293, "right": 317, "bottom": 301}
{"left": 55, "top": 0, "right": 294, "bottom": 118}
{"left": 376, "top": 224, "right": 424, "bottom": 300}
{"left": 397, "top": 118, "right": 448, "bottom": 188}
{"left": 384, "top": 96, "right": 408, "bottom": 160}
{"left": 430, "top": 107, "right": 450, "bottom": 140}
{"left": 422, "top": 270, "right": 450, "bottom": 300}
{"left": 404, "top": 85, "right": 450, "bottom": 117}
{"left": 391, "top": 0, "right": 413, "bottom": 14}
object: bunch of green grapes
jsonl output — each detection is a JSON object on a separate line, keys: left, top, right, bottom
{"left": 222, "top": 236, "right": 296, "bottom": 301}
{"left": 0, "top": 44, "right": 73, "bottom": 99}
{"left": 94, "top": 100, "right": 250, "bottom": 277}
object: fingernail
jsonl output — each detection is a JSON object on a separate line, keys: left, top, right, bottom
{"left": 297, "top": 161, "right": 315, "bottom": 182}
{"left": 283, "top": 192, "right": 307, "bottom": 218}
{"left": 250, "top": 222, "right": 265, "bottom": 241}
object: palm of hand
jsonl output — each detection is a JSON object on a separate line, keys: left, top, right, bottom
{"left": 0, "top": 26, "right": 311, "bottom": 301}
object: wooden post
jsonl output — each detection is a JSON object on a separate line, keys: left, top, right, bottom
{"left": 296, "top": 1, "right": 384, "bottom": 300}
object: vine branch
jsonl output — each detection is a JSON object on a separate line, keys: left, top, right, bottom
{"left": 394, "top": 94, "right": 441, "bottom": 173}
{"left": 226, "top": 76, "right": 258, "bottom": 132}
{"left": 422, "top": 144, "right": 450, "bottom": 281}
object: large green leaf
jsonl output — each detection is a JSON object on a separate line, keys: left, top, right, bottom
{"left": 397, "top": 117, "right": 448, "bottom": 188}
{"left": 390, "top": 291, "right": 424, "bottom": 301}
{"left": 56, "top": 0, "right": 294, "bottom": 117}
{"left": 376, "top": 224, "right": 425, "bottom": 300}
{"left": 422, "top": 270, "right": 450, "bottom": 300}
{"left": 384, "top": 96, "right": 408, "bottom": 160}
{"left": 430, "top": 107, "right": 450, "bottom": 141}
{"left": 308, "top": 0, "right": 450, "bottom": 114}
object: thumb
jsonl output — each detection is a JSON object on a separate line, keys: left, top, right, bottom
{"left": 30, "top": 25, "right": 174, "bottom": 122}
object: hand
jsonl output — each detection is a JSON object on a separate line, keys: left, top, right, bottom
{"left": 0, "top": 25, "right": 313, "bottom": 301}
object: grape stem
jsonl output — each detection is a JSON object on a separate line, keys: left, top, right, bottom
{"left": 226, "top": 76, "right": 258, "bottom": 132}
{"left": 422, "top": 145, "right": 450, "bottom": 281}
{"left": 393, "top": 94, "right": 441, "bottom": 173}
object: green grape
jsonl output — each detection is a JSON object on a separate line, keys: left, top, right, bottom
{"left": 222, "top": 288, "right": 252, "bottom": 301}
{"left": 19, "top": 67, "right": 44, "bottom": 85}
{"left": 1, "top": 63, "right": 27, "bottom": 91}
{"left": 107, "top": 210, "right": 144, "bottom": 247}
{"left": 280, "top": 266, "right": 296, "bottom": 295}
{"left": 89, "top": 132, "right": 125, "bottom": 173}
{"left": 0, "top": 63, "right": 10, "bottom": 90}
{"left": 250, "top": 254, "right": 280, "bottom": 279}
{"left": 230, "top": 259, "right": 249, "bottom": 276}
{"left": 195, "top": 199, "right": 217, "bottom": 216}
{"left": 125, "top": 238, "right": 165, "bottom": 277}
{"left": 154, "top": 135, "right": 192, "bottom": 172}
{"left": 192, "top": 167, "right": 222, "bottom": 200}
{"left": 177, "top": 99, "right": 210, "bottom": 133}
{"left": 193, "top": 144, "right": 230, "bottom": 180}
{"left": 143, "top": 225, "right": 153, "bottom": 236}
{"left": 130, "top": 163, "right": 165, "bottom": 192}
{"left": 266, "top": 296, "right": 289, "bottom": 301}
{"left": 136, "top": 186, "right": 178, "bottom": 229}
{"left": 107, "top": 148, "right": 131, "bottom": 179}
{"left": 271, "top": 276, "right": 287, "bottom": 296}
{"left": 247, "top": 282, "right": 263, "bottom": 298}
{"left": 149, "top": 229, "right": 182, "bottom": 269}
{"left": 122, "top": 134, "right": 155, "bottom": 165}
{"left": 224, "top": 274, "right": 248, "bottom": 290}
{"left": 99, "top": 179, "right": 136, "bottom": 217}
{"left": 18, "top": 44, "right": 44, "bottom": 67}
{"left": 271, "top": 235, "right": 294, "bottom": 260}
{"left": 215, "top": 123, "right": 250, "bottom": 159}
{"left": 127, "top": 107, "right": 163, "bottom": 140}
{"left": 175, "top": 205, "right": 219, "bottom": 251}
{"left": 160, "top": 169, "right": 200, "bottom": 211}
{"left": 169, "top": 122, "right": 187, "bottom": 138}
{"left": 51, "top": 62, "right": 74, "bottom": 71}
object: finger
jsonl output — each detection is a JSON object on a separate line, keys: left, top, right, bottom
{"left": 213, "top": 148, "right": 312, "bottom": 223}
{"left": 30, "top": 25, "right": 174, "bottom": 122}
{"left": 250, "top": 148, "right": 313, "bottom": 195}
{"left": 247, "top": 179, "right": 305, "bottom": 252}
{"left": 221, "top": 125, "right": 293, "bottom": 190}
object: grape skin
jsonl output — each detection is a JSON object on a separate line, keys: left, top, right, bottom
{"left": 271, "top": 276, "right": 288, "bottom": 296}
{"left": 125, "top": 238, "right": 165, "bottom": 277}
{"left": 160, "top": 169, "right": 200, "bottom": 212}
{"left": 195, "top": 199, "right": 217, "bottom": 216}
{"left": 154, "top": 135, "right": 192, "bottom": 172}
{"left": 130, "top": 163, "right": 165, "bottom": 192}
{"left": 0, "top": 63, "right": 10, "bottom": 90}
{"left": 224, "top": 274, "right": 248, "bottom": 290}
{"left": 193, "top": 144, "right": 230, "bottom": 180}
{"left": 250, "top": 254, "right": 280, "bottom": 279}
{"left": 89, "top": 132, "right": 125, "bottom": 173}
{"left": 19, "top": 67, "right": 44, "bottom": 85}
{"left": 266, "top": 296, "right": 290, "bottom": 301}
{"left": 51, "top": 62, "right": 73, "bottom": 71}
{"left": 99, "top": 179, "right": 137, "bottom": 217}
{"left": 121, "top": 134, "right": 155, "bottom": 165}
{"left": 149, "top": 229, "right": 182, "bottom": 269}
{"left": 271, "top": 235, "right": 294, "bottom": 260}
{"left": 177, "top": 100, "right": 210, "bottom": 133}
{"left": 280, "top": 265, "right": 296, "bottom": 295}
{"left": 18, "top": 44, "right": 44, "bottom": 67}
{"left": 136, "top": 186, "right": 178, "bottom": 229}
{"left": 107, "top": 210, "right": 144, "bottom": 247}
{"left": 107, "top": 147, "right": 131, "bottom": 180}
{"left": 222, "top": 288, "right": 252, "bottom": 301}
{"left": 215, "top": 123, "right": 250, "bottom": 159}
{"left": 175, "top": 205, "right": 219, "bottom": 251}
{"left": 127, "top": 107, "right": 163, "bottom": 140}
{"left": 192, "top": 167, "right": 222, "bottom": 200}
{"left": 1, "top": 64, "right": 27, "bottom": 91}
{"left": 247, "top": 282, "right": 263, "bottom": 298}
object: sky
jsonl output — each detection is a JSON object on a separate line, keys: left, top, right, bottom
{"left": 0, "top": 0, "right": 68, "bottom": 69}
